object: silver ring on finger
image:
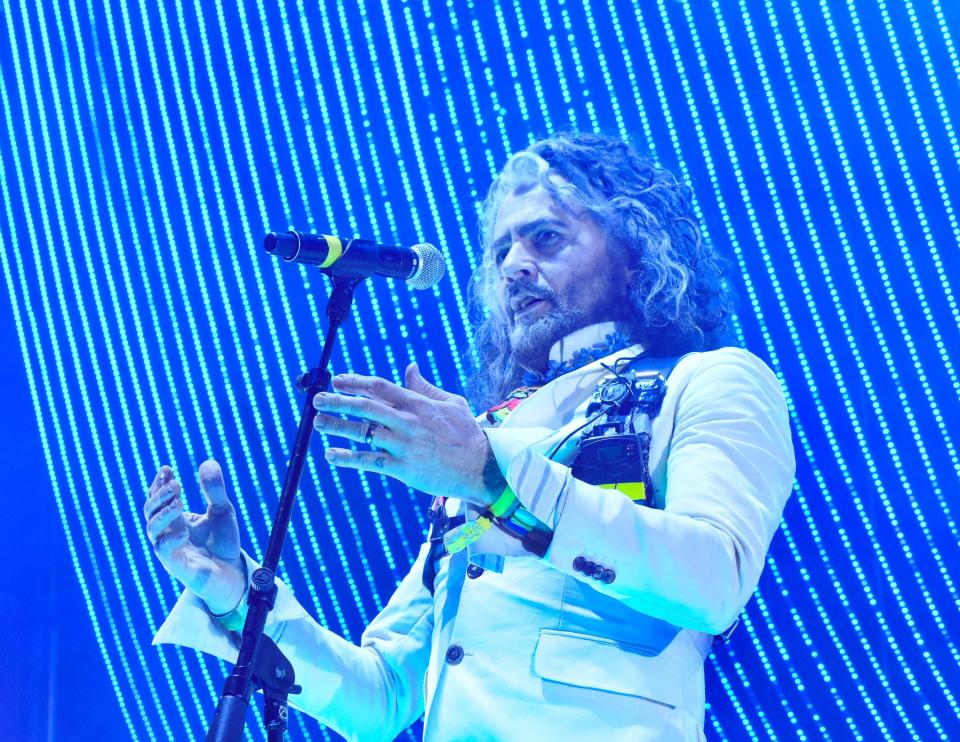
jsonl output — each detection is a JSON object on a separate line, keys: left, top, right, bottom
{"left": 364, "top": 421, "right": 381, "bottom": 447}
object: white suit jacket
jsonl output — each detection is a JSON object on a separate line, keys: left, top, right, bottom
{"left": 155, "top": 340, "right": 795, "bottom": 742}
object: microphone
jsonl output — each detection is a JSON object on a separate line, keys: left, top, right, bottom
{"left": 264, "top": 231, "right": 446, "bottom": 290}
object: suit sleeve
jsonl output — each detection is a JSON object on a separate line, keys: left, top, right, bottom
{"left": 153, "top": 542, "right": 435, "bottom": 742}
{"left": 496, "top": 348, "right": 795, "bottom": 634}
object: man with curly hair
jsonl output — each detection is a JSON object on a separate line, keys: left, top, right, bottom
{"left": 469, "top": 132, "right": 730, "bottom": 409}
{"left": 148, "top": 132, "right": 795, "bottom": 741}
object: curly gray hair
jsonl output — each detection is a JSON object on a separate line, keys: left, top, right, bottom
{"left": 466, "top": 131, "right": 732, "bottom": 409}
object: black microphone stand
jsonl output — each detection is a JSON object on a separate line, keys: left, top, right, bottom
{"left": 205, "top": 274, "right": 365, "bottom": 742}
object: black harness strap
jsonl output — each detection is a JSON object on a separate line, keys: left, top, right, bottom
{"left": 421, "top": 509, "right": 465, "bottom": 594}
{"left": 571, "top": 354, "right": 687, "bottom": 508}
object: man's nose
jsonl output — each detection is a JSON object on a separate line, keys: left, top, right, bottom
{"left": 500, "top": 241, "right": 538, "bottom": 282}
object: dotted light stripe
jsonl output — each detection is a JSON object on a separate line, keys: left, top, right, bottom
{"left": 653, "top": 5, "right": 827, "bottom": 734}
{"left": 3, "top": 0, "right": 178, "bottom": 737}
{"left": 652, "top": 1, "right": 915, "bottom": 734}
{"left": 32, "top": 0, "right": 214, "bottom": 733}
{"left": 0, "top": 58, "right": 148, "bottom": 741}
{"left": 72, "top": 0, "right": 238, "bottom": 718}
{"left": 800, "top": 0, "right": 960, "bottom": 635}
{"left": 721, "top": 0, "right": 958, "bottom": 717}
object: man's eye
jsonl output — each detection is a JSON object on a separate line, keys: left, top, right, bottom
{"left": 537, "top": 230, "right": 561, "bottom": 246}
{"left": 494, "top": 248, "right": 509, "bottom": 265}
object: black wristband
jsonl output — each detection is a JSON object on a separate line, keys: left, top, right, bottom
{"left": 520, "top": 527, "right": 553, "bottom": 558}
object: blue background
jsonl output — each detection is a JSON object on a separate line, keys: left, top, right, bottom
{"left": 2, "top": 0, "right": 958, "bottom": 739}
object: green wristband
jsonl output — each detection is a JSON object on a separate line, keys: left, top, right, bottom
{"left": 209, "top": 590, "right": 248, "bottom": 633}
{"left": 489, "top": 485, "right": 519, "bottom": 518}
{"left": 209, "top": 558, "right": 250, "bottom": 633}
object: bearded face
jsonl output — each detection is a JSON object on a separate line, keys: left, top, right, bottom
{"left": 491, "top": 184, "right": 632, "bottom": 372}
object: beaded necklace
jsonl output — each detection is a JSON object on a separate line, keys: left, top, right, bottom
{"left": 519, "top": 331, "right": 634, "bottom": 387}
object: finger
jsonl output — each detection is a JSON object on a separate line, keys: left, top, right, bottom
{"left": 146, "top": 496, "right": 185, "bottom": 544}
{"left": 313, "top": 414, "right": 397, "bottom": 448}
{"left": 147, "top": 465, "right": 174, "bottom": 499}
{"left": 324, "top": 447, "right": 400, "bottom": 477}
{"left": 144, "top": 479, "right": 182, "bottom": 520}
{"left": 313, "top": 390, "right": 408, "bottom": 428}
{"left": 404, "top": 362, "right": 465, "bottom": 405}
{"left": 330, "top": 373, "right": 418, "bottom": 409}
{"left": 198, "top": 459, "right": 230, "bottom": 509}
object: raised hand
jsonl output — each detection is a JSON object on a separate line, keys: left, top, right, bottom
{"left": 312, "top": 362, "right": 504, "bottom": 507}
{"left": 143, "top": 460, "right": 246, "bottom": 615}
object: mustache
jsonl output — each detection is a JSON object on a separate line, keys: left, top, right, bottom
{"left": 505, "top": 280, "right": 559, "bottom": 319}
{"left": 505, "top": 280, "right": 557, "bottom": 303}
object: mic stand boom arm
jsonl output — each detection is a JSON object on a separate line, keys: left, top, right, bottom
{"left": 205, "top": 275, "right": 365, "bottom": 742}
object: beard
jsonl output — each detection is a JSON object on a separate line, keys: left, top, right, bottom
{"left": 510, "top": 300, "right": 588, "bottom": 372}
{"left": 505, "top": 254, "right": 631, "bottom": 372}
{"left": 507, "top": 275, "right": 625, "bottom": 372}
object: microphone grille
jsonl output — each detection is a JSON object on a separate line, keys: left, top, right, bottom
{"left": 409, "top": 243, "right": 446, "bottom": 290}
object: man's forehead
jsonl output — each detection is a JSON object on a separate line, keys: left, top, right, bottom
{"left": 495, "top": 185, "right": 558, "bottom": 225}
{"left": 492, "top": 181, "right": 581, "bottom": 239}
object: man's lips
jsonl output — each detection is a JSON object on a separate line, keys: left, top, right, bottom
{"left": 513, "top": 298, "right": 546, "bottom": 318}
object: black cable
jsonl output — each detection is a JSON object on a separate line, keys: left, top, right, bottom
{"left": 547, "top": 353, "right": 648, "bottom": 461}
{"left": 547, "top": 403, "right": 612, "bottom": 460}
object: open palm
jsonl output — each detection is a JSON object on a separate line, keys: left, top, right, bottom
{"left": 144, "top": 460, "right": 245, "bottom": 615}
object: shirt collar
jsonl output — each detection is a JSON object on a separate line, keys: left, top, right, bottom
{"left": 521, "top": 322, "right": 635, "bottom": 387}
{"left": 547, "top": 321, "right": 618, "bottom": 365}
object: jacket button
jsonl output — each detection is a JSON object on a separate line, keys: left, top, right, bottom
{"left": 601, "top": 568, "right": 616, "bottom": 584}
{"left": 467, "top": 564, "right": 484, "bottom": 579}
{"left": 582, "top": 561, "right": 598, "bottom": 577}
{"left": 573, "top": 556, "right": 587, "bottom": 572}
{"left": 445, "top": 644, "right": 464, "bottom": 665}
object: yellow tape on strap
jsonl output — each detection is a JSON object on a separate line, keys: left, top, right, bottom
{"left": 320, "top": 235, "right": 343, "bottom": 268}
{"left": 599, "top": 481, "right": 647, "bottom": 501}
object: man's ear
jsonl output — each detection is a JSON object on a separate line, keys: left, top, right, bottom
{"left": 617, "top": 243, "right": 640, "bottom": 292}
{"left": 605, "top": 235, "right": 636, "bottom": 279}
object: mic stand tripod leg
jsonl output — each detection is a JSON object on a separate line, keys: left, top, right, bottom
{"left": 256, "top": 634, "right": 301, "bottom": 742}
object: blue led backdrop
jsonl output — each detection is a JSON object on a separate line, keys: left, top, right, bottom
{"left": 1, "top": 0, "right": 958, "bottom": 739}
